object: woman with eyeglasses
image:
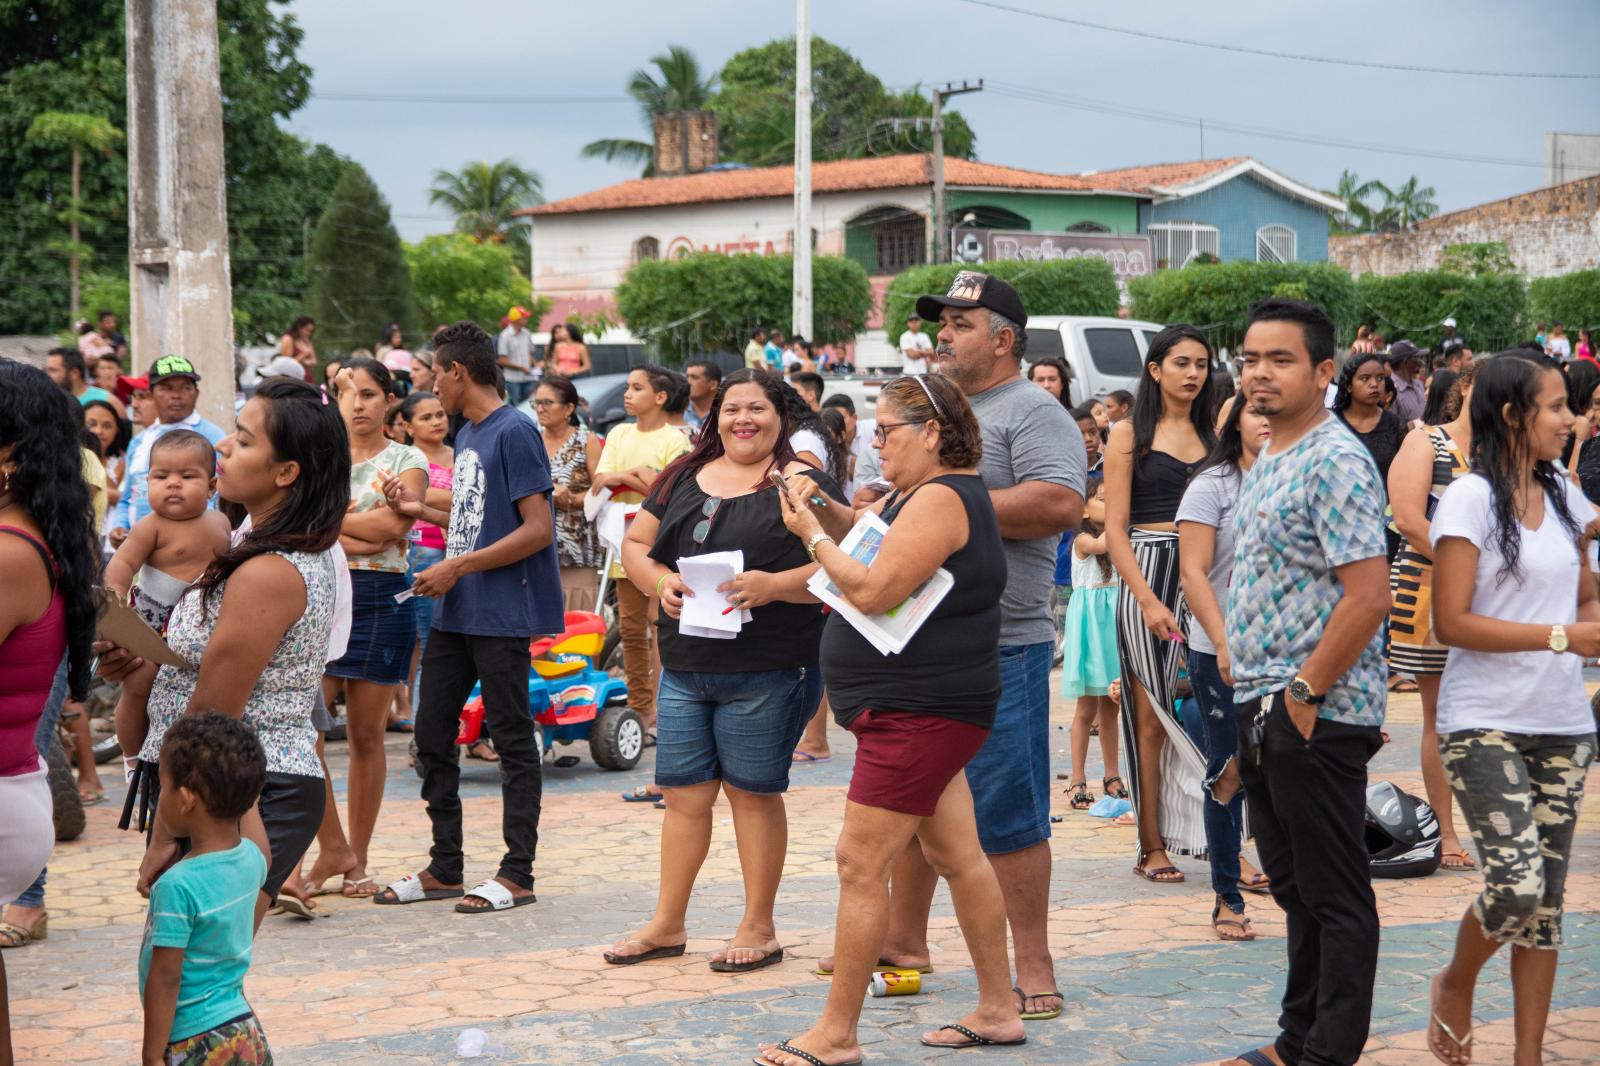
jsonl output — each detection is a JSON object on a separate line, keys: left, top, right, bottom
{"left": 533, "top": 375, "right": 604, "bottom": 612}
{"left": 602, "top": 368, "right": 847, "bottom": 976}
{"left": 755, "top": 374, "right": 1023, "bottom": 1066}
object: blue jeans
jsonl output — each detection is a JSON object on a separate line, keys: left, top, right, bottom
{"left": 504, "top": 379, "right": 533, "bottom": 406}
{"left": 965, "top": 642, "right": 1054, "bottom": 855}
{"left": 1187, "top": 650, "right": 1245, "bottom": 912}
{"left": 17, "top": 656, "right": 68, "bottom": 908}
{"left": 655, "top": 667, "right": 810, "bottom": 794}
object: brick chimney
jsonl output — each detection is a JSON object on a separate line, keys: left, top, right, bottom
{"left": 652, "top": 111, "right": 719, "bottom": 176}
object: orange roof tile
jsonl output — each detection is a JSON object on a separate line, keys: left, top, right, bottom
{"left": 1074, "top": 157, "right": 1249, "bottom": 194}
{"left": 523, "top": 154, "right": 1114, "bottom": 216}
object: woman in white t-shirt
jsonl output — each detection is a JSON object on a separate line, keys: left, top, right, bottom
{"left": 1427, "top": 353, "right": 1599, "bottom": 1066}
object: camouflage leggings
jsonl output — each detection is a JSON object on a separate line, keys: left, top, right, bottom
{"left": 1440, "top": 729, "right": 1595, "bottom": 949}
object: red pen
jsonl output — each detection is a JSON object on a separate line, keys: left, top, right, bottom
{"left": 721, "top": 604, "right": 738, "bottom": 616}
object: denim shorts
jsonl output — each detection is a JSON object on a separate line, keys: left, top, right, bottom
{"left": 326, "top": 569, "right": 415, "bottom": 685}
{"left": 964, "top": 642, "right": 1054, "bottom": 854}
{"left": 408, "top": 543, "right": 447, "bottom": 645}
{"left": 655, "top": 667, "right": 810, "bottom": 794}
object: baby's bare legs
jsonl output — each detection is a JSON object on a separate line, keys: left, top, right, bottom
{"left": 113, "top": 675, "right": 152, "bottom": 770}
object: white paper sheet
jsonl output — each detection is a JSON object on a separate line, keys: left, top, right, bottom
{"left": 676, "top": 550, "right": 750, "bottom": 639}
{"left": 805, "top": 513, "right": 953, "bottom": 656}
{"left": 595, "top": 499, "right": 632, "bottom": 556}
{"left": 583, "top": 485, "right": 611, "bottom": 523}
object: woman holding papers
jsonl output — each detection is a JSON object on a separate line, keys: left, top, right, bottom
{"left": 756, "top": 374, "right": 1023, "bottom": 1066}
{"left": 603, "top": 368, "right": 846, "bottom": 974}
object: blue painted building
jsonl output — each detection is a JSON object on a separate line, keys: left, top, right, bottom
{"left": 1081, "top": 157, "right": 1343, "bottom": 269}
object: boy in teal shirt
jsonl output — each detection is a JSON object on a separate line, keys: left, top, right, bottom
{"left": 139, "top": 712, "right": 272, "bottom": 1065}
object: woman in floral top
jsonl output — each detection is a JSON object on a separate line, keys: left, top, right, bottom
{"left": 535, "top": 375, "right": 603, "bottom": 612}
{"left": 319, "top": 358, "right": 427, "bottom": 897}
{"left": 98, "top": 377, "right": 351, "bottom": 922}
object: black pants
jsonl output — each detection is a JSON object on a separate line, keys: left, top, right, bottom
{"left": 415, "top": 629, "right": 542, "bottom": 891}
{"left": 1237, "top": 691, "right": 1383, "bottom": 1066}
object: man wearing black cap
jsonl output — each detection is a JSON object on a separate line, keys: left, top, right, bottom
{"left": 848, "top": 271, "right": 1085, "bottom": 1021}
{"left": 1387, "top": 340, "right": 1427, "bottom": 425}
{"left": 109, "top": 356, "right": 227, "bottom": 547}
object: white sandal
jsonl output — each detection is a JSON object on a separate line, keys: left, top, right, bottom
{"left": 454, "top": 879, "right": 536, "bottom": 914}
{"left": 372, "top": 873, "right": 464, "bottom": 906}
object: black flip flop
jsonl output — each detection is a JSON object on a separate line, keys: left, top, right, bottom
{"left": 603, "top": 941, "right": 687, "bottom": 966}
{"left": 710, "top": 946, "right": 784, "bottom": 973}
{"left": 753, "top": 1041, "right": 862, "bottom": 1066}
{"left": 1233, "top": 1050, "right": 1277, "bottom": 1066}
{"left": 921, "top": 1022, "right": 1027, "bottom": 1049}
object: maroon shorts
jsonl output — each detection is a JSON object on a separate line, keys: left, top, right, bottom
{"left": 845, "top": 709, "right": 990, "bottom": 817}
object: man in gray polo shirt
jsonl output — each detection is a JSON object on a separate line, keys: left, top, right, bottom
{"left": 842, "top": 271, "right": 1084, "bottom": 1022}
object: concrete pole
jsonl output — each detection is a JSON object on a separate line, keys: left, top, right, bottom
{"left": 792, "top": 0, "right": 813, "bottom": 342}
{"left": 931, "top": 88, "right": 946, "bottom": 265}
{"left": 126, "top": 0, "right": 235, "bottom": 429}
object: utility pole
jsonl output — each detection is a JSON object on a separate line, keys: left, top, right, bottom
{"left": 126, "top": 0, "right": 235, "bottom": 428}
{"left": 931, "top": 80, "right": 982, "bottom": 264}
{"left": 792, "top": 0, "right": 813, "bottom": 342}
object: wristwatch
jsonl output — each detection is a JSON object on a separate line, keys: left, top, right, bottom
{"left": 805, "top": 532, "right": 834, "bottom": 561}
{"left": 1287, "top": 676, "right": 1326, "bottom": 706}
{"left": 1549, "top": 624, "right": 1569, "bottom": 654}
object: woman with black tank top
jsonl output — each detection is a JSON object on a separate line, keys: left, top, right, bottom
{"left": 1104, "top": 325, "right": 1216, "bottom": 884}
{"left": 754, "top": 375, "right": 1022, "bottom": 1066}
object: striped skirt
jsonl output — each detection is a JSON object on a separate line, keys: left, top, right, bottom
{"left": 1116, "top": 529, "right": 1209, "bottom": 861}
{"left": 1390, "top": 542, "right": 1449, "bottom": 675}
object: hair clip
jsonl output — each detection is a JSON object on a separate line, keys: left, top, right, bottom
{"left": 320, "top": 387, "right": 330, "bottom": 406}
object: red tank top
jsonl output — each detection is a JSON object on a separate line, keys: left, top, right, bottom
{"left": 0, "top": 526, "right": 66, "bottom": 777}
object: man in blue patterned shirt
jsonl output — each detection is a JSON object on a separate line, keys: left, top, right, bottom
{"left": 1223, "top": 298, "right": 1391, "bottom": 1066}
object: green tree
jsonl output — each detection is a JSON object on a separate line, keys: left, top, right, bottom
{"left": 881, "top": 260, "right": 1118, "bottom": 343}
{"left": 306, "top": 164, "right": 416, "bottom": 355}
{"left": 427, "top": 159, "right": 544, "bottom": 266}
{"left": 1128, "top": 261, "right": 1359, "bottom": 352}
{"left": 616, "top": 251, "right": 870, "bottom": 361}
{"left": 1379, "top": 176, "right": 1439, "bottom": 231}
{"left": 405, "top": 232, "right": 546, "bottom": 334}
{"left": 1355, "top": 270, "right": 1526, "bottom": 353}
{"left": 24, "top": 111, "right": 122, "bottom": 318}
{"left": 715, "top": 38, "right": 975, "bottom": 167}
{"left": 0, "top": 0, "right": 346, "bottom": 338}
{"left": 1330, "top": 169, "right": 1383, "bottom": 234}
{"left": 582, "top": 45, "right": 718, "bottom": 175}
{"left": 1530, "top": 269, "right": 1600, "bottom": 338}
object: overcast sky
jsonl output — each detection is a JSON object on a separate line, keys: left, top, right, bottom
{"left": 285, "top": 0, "right": 1600, "bottom": 243}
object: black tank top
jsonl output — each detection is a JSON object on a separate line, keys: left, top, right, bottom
{"left": 821, "top": 474, "right": 1006, "bottom": 729}
{"left": 1128, "top": 450, "right": 1197, "bottom": 524}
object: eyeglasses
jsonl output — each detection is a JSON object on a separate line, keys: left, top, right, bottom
{"left": 692, "top": 495, "right": 722, "bottom": 544}
{"left": 532, "top": 399, "right": 564, "bottom": 408}
{"left": 873, "top": 420, "right": 927, "bottom": 446}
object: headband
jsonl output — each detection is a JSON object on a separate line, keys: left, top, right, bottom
{"left": 913, "top": 374, "right": 944, "bottom": 419}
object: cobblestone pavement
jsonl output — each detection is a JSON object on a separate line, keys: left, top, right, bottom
{"left": 8, "top": 681, "right": 1597, "bottom": 1064}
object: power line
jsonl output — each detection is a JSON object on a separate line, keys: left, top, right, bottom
{"left": 988, "top": 82, "right": 1547, "bottom": 170}
{"left": 957, "top": 0, "right": 1600, "bottom": 80}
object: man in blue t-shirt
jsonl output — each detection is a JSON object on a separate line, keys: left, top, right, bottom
{"left": 378, "top": 321, "right": 562, "bottom": 915}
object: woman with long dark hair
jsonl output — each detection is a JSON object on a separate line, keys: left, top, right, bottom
{"left": 395, "top": 390, "right": 454, "bottom": 727}
{"left": 98, "top": 377, "right": 351, "bottom": 926}
{"left": 317, "top": 358, "right": 428, "bottom": 896}
{"left": 1422, "top": 369, "right": 1461, "bottom": 427}
{"left": 1177, "top": 394, "right": 1273, "bottom": 940}
{"left": 1027, "top": 356, "right": 1074, "bottom": 409}
{"left": 279, "top": 315, "right": 317, "bottom": 380}
{"left": 1426, "top": 353, "right": 1598, "bottom": 1066}
{"left": 1334, "top": 351, "right": 1408, "bottom": 559}
{"left": 0, "top": 360, "right": 99, "bottom": 1062}
{"left": 83, "top": 397, "right": 131, "bottom": 518}
{"left": 534, "top": 374, "right": 603, "bottom": 612}
{"left": 603, "top": 368, "right": 846, "bottom": 973}
{"left": 1103, "top": 324, "right": 1215, "bottom": 883}
{"left": 548, "top": 322, "right": 592, "bottom": 378}
{"left": 1387, "top": 359, "right": 1480, "bottom": 869}
{"left": 1560, "top": 358, "right": 1600, "bottom": 470}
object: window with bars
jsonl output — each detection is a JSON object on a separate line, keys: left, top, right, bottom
{"left": 1256, "top": 224, "right": 1297, "bottom": 263}
{"left": 875, "top": 215, "right": 926, "bottom": 273}
{"left": 633, "top": 236, "right": 659, "bottom": 262}
{"left": 1148, "top": 221, "right": 1220, "bottom": 268}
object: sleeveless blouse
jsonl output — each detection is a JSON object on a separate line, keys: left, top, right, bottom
{"left": 547, "top": 426, "right": 602, "bottom": 568}
{"left": 0, "top": 526, "right": 65, "bottom": 777}
{"left": 417, "top": 461, "right": 452, "bottom": 550}
{"left": 140, "top": 550, "right": 336, "bottom": 778}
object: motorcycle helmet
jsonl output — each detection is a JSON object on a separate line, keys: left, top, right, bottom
{"left": 1365, "top": 780, "right": 1441, "bottom": 878}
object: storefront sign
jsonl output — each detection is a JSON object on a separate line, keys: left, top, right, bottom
{"left": 951, "top": 227, "right": 1153, "bottom": 289}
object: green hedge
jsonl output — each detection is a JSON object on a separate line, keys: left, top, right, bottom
{"left": 616, "top": 251, "right": 871, "bottom": 363}
{"left": 1529, "top": 269, "right": 1600, "bottom": 336}
{"left": 881, "top": 259, "right": 1119, "bottom": 342}
{"left": 1354, "top": 270, "right": 1527, "bottom": 354}
{"left": 1127, "top": 261, "right": 1357, "bottom": 352}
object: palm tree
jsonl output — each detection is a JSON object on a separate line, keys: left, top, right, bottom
{"left": 428, "top": 160, "right": 543, "bottom": 262}
{"left": 25, "top": 111, "right": 123, "bottom": 318}
{"left": 1382, "top": 176, "right": 1439, "bottom": 230}
{"left": 1332, "top": 169, "right": 1383, "bottom": 233}
{"left": 582, "top": 45, "right": 717, "bottom": 175}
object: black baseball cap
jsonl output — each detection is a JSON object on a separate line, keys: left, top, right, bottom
{"left": 1386, "top": 340, "right": 1426, "bottom": 365}
{"left": 147, "top": 354, "right": 202, "bottom": 385}
{"left": 915, "top": 270, "right": 1028, "bottom": 329}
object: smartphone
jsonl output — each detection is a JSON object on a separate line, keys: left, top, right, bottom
{"left": 768, "top": 468, "right": 791, "bottom": 494}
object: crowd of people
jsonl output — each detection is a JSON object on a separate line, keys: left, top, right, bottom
{"left": 0, "top": 282, "right": 1594, "bottom": 1066}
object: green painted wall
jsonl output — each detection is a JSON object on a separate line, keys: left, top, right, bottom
{"left": 945, "top": 190, "right": 1141, "bottom": 234}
